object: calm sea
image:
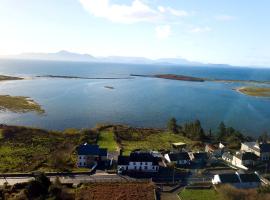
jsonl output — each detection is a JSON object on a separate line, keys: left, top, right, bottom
{"left": 0, "top": 59, "right": 270, "bottom": 136}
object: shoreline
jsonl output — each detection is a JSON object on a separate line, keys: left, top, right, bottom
{"left": 234, "top": 86, "right": 270, "bottom": 97}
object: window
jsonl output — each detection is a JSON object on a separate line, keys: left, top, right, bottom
{"left": 141, "top": 162, "right": 142, "bottom": 165}
{"left": 144, "top": 166, "right": 147, "bottom": 170}
{"left": 79, "top": 162, "right": 81, "bottom": 166}
{"left": 152, "top": 166, "right": 155, "bottom": 169}
{"left": 133, "top": 162, "right": 136, "bottom": 165}
{"left": 134, "top": 166, "right": 137, "bottom": 170}
{"left": 145, "top": 162, "right": 148, "bottom": 165}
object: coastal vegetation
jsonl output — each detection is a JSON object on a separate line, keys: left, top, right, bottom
{"left": 0, "top": 120, "right": 261, "bottom": 172}
{"left": 0, "top": 95, "right": 44, "bottom": 114}
{"left": 97, "top": 130, "right": 118, "bottom": 152}
{"left": 0, "top": 75, "right": 23, "bottom": 81}
{"left": 236, "top": 86, "right": 270, "bottom": 97}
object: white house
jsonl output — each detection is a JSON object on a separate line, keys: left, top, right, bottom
{"left": 241, "top": 142, "right": 270, "bottom": 161}
{"left": 232, "top": 151, "right": 258, "bottom": 168}
{"left": 77, "top": 143, "right": 108, "bottom": 168}
{"left": 212, "top": 172, "right": 261, "bottom": 189}
{"left": 164, "top": 152, "right": 191, "bottom": 165}
{"left": 117, "top": 151, "right": 160, "bottom": 172}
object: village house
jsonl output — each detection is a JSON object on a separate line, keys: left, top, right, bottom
{"left": 117, "top": 151, "right": 160, "bottom": 173}
{"left": 232, "top": 151, "right": 259, "bottom": 168}
{"left": 222, "top": 152, "right": 233, "bottom": 163}
{"left": 77, "top": 143, "right": 108, "bottom": 168}
{"left": 241, "top": 142, "right": 270, "bottom": 161}
{"left": 212, "top": 172, "right": 261, "bottom": 189}
{"left": 189, "top": 152, "right": 208, "bottom": 165}
{"left": 205, "top": 142, "right": 225, "bottom": 157}
{"left": 164, "top": 152, "right": 191, "bottom": 166}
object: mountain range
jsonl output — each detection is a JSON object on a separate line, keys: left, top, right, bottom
{"left": 1, "top": 50, "right": 229, "bottom": 66}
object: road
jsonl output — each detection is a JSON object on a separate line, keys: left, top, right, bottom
{"left": 0, "top": 173, "right": 139, "bottom": 186}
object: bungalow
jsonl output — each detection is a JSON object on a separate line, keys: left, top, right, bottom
{"left": 77, "top": 143, "right": 108, "bottom": 168}
{"left": 164, "top": 152, "right": 191, "bottom": 166}
{"left": 117, "top": 151, "right": 160, "bottom": 173}
{"left": 212, "top": 172, "right": 261, "bottom": 189}
{"left": 241, "top": 142, "right": 270, "bottom": 161}
{"left": 232, "top": 151, "right": 259, "bottom": 168}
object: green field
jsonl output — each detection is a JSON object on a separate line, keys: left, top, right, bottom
{"left": 120, "top": 131, "right": 195, "bottom": 155}
{"left": 97, "top": 131, "right": 118, "bottom": 152}
{"left": 179, "top": 188, "right": 220, "bottom": 200}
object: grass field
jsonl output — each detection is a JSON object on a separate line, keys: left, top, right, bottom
{"left": 97, "top": 131, "right": 118, "bottom": 152}
{"left": 179, "top": 188, "right": 220, "bottom": 200}
{"left": 120, "top": 131, "right": 195, "bottom": 155}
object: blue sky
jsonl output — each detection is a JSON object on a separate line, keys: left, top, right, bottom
{"left": 0, "top": 0, "right": 270, "bottom": 66}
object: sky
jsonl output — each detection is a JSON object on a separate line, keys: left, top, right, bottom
{"left": 0, "top": 0, "right": 270, "bottom": 67}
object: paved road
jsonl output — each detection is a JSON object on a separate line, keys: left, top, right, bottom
{"left": 0, "top": 173, "right": 139, "bottom": 186}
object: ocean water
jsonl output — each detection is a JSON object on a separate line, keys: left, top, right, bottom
{"left": 0, "top": 59, "right": 270, "bottom": 136}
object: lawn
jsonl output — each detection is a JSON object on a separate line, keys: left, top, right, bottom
{"left": 97, "top": 130, "right": 118, "bottom": 152}
{"left": 179, "top": 188, "right": 220, "bottom": 200}
{"left": 121, "top": 131, "right": 194, "bottom": 155}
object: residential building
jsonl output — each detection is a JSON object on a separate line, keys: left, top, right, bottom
{"left": 77, "top": 143, "right": 108, "bottom": 168}
{"left": 241, "top": 142, "right": 270, "bottom": 161}
{"left": 117, "top": 151, "right": 160, "bottom": 172}
{"left": 205, "top": 142, "right": 225, "bottom": 157}
{"left": 189, "top": 152, "right": 208, "bottom": 164}
{"left": 222, "top": 152, "right": 233, "bottom": 163}
{"left": 212, "top": 172, "right": 261, "bottom": 189}
{"left": 232, "top": 151, "right": 259, "bottom": 168}
{"left": 164, "top": 152, "right": 191, "bottom": 166}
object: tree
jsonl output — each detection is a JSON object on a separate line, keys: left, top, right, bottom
{"left": 258, "top": 132, "right": 269, "bottom": 143}
{"left": 217, "top": 122, "right": 226, "bottom": 140}
{"left": 167, "top": 118, "right": 178, "bottom": 133}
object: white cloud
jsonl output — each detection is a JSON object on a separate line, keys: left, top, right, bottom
{"left": 189, "top": 26, "right": 212, "bottom": 33}
{"left": 155, "top": 25, "right": 171, "bottom": 39}
{"left": 158, "top": 6, "right": 189, "bottom": 17}
{"left": 215, "top": 15, "right": 235, "bottom": 21}
{"left": 79, "top": 0, "right": 190, "bottom": 24}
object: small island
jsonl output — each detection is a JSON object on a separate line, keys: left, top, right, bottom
{"left": 0, "top": 75, "right": 23, "bottom": 81}
{"left": 130, "top": 74, "right": 205, "bottom": 82}
{"left": 0, "top": 95, "right": 45, "bottom": 114}
{"left": 236, "top": 86, "right": 270, "bottom": 97}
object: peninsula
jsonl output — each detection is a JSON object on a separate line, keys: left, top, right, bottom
{"left": 0, "top": 95, "right": 44, "bottom": 114}
{"left": 0, "top": 75, "right": 23, "bottom": 81}
{"left": 236, "top": 86, "right": 270, "bottom": 97}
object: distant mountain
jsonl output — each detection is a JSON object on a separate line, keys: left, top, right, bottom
{"left": 3, "top": 50, "right": 229, "bottom": 66}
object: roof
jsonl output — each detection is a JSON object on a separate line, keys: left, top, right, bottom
{"left": 218, "top": 173, "right": 240, "bottom": 183}
{"left": 206, "top": 144, "right": 218, "bottom": 151}
{"left": 222, "top": 152, "right": 233, "bottom": 160}
{"left": 193, "top": 152, "right": 208, "bottom": 160}
{"left": 77, "top": 144, "right": 107, "bottom": 156}
{"left": 259, "top": 143, "right": 270, "bottom": 153}
{"left": 239, "top": 173, "right": 260, "bottom": 183}
{"left": 172, "top": 142, "right": 186, "bottom": 147}
{"left": 99, "top": 148, "right": 108, "bottom": 157}
{"left": 118, "top": 156, "right": 130, "bottom": 165}
{"left": 129, "top": 151, "right": 159, "bottom": 165}
{"left": 168, "top": 152, "right": 190, "bottom": 161}
{"left": 235, "top": 152, "right": 258, "bottom": 160}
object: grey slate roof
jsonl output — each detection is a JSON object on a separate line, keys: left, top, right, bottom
{"left": 235, "top": 152, "right": 258, "bottom": 160}
{"left": 77, "top": 144, "right": 107, "bottom": 156}
{"left": 259, "top": 143, "right": 270, "bottom": 153}
{"left": 169, "top": 152, "right": 190, "bottom": 161}
{"left": 117, "top": 156, "right": 130, "bottom": 165}
{"left": 219, "top": 173, "right": 240, "bottom": 183}
{"left": 239, "top": 173, "right": 260, "bottom": 183}
{"left": 129, "top": 152, "right": 159, "bottom": 165}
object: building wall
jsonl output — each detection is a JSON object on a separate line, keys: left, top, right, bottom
{"left": 127, "top": 161, "right": 159, "bottom": 172}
